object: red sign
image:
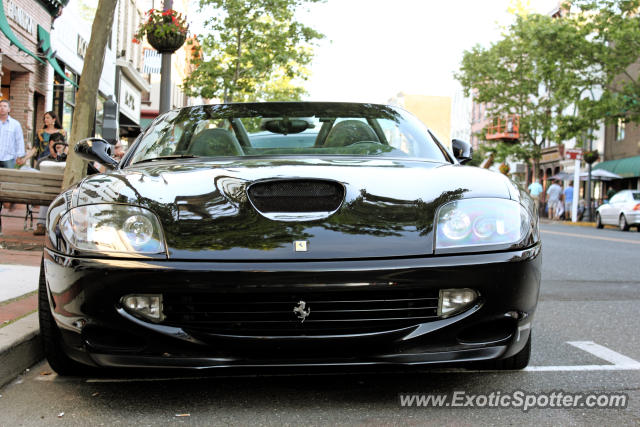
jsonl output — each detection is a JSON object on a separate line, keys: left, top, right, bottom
{"left": 565, "top": 149, "right": 583, "bottom": 160}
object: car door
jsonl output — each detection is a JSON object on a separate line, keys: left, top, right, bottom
{"left": 607, "top": 193, "right": 627, "bottom": 224}
{"left": 619, "top": 192, "right": 636, "bottom": 220}
{"left": 601, "top": 193, "right": 620, "bottom": 224}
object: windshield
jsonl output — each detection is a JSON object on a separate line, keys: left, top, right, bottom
{"left": 126, "top": 102, "right": 451, "bottom": 165}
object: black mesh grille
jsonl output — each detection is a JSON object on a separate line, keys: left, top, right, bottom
{"left": 248, "top": 180, "right": 344, "bottom": 213}
{"left": 162, "top": 288, "right": 440, "bottom": 336}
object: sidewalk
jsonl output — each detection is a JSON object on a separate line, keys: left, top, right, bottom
{"left": 0, "top": 204, "right": 45, "bottom": 387}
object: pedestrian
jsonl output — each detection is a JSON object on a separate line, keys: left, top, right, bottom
{"left": 0, "top": 100, "right": 27, "bottom": 169}
{"left": 546, "top": 179, "right": 562, "bottom": 219}
{"left": 606, "top": 186, "right": 616, "bottom": 202}
{"left": 528, "top": 177, "right": 543, "bottom": 215}
{"left": 35, "top": 111, "right": 66, "bottom": 161}
{"left": 563, "top": 181, "right": 574, "bottom": 220}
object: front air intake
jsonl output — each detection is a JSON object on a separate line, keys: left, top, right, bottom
{"left": 247, "top": 179, "right": 344, "bottom": 214}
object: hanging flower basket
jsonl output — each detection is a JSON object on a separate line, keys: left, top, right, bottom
{"left": 583, "top": 150, "right": 599, "bottom": 164}
{"left": 133, "top": 9, "right": 189, "bottom": 54}
{"left": 147, "top": 31, "right": 187, "bottom": 53}
{"left": 499, "top": 163, "right": 510, "bottom": 175}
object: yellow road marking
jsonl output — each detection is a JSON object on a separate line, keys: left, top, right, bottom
{"left": 541, "top": 229, "right": 640, "bottom": 245}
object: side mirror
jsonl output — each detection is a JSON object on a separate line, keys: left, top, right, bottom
{"left": 74, "top": 138, "right": 119, "bottom": 169}
{"left": 452, "top": 139, "right": 473, "bottom": 164}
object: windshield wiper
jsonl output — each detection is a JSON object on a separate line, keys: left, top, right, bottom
{"left": 132, "top": 155, "right": 199, "bottom": 165}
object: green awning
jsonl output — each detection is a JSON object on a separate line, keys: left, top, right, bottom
{"left": 37, "top": 25, "right": 78, "bottom": 88}
{"left": 0, "top": 5, "right": 46, "bottom": 65}
{"left": 593, "top": 155, "right": 640, "bottom": 178}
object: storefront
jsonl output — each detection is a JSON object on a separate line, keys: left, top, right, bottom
{"left": 0, "top": 0, "right": 65, "bottom": 146}
{"left": 48, "top": 1, "right": 116, "bottom": 137}
{"left": 538, "top": 145, "right": 564, "bottom": 188}
{"left": 116, "top": 58, "right": 150, "bottom": 143}
{"left": 593, "top": 155, "right": 640, "bottom": 192}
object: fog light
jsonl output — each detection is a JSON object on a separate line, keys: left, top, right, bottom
{"left": 438, "top": 289, "right": 478, "bottom": 317}
{"left": 121, "top": 294, "right": 164, "bottom": 323}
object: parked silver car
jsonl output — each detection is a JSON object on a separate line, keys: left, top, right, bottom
{"left": 596, "top": 190, "right": 640, "bottom": 231}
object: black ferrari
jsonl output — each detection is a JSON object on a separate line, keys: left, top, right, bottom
{"left": 40, "top": 102, "right": 540, "bottom": 374}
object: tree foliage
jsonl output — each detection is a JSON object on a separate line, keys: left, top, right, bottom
{"left": 183, "top": 0, "right": 324, "bottom": 103}
{"left": 570, "top": 0, "right": 640, "bottom": 122}
{"left": 455, "top": 0, "right": 640, "bottom": 170}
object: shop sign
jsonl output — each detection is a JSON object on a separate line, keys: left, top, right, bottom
{"left": 6, "top": 1, "right": 35, "bottom": 35}
{"left": 120, "top": 78, "right": 140, "bottom": 125}
{"left": 565, "top": 149, "right": 583, "bottom": 160}
{"left": 77, "top": 35, "right": 88, "bottom": 59}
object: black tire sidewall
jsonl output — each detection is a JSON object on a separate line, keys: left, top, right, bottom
{"left": 38, "top": 256, "right": 85, "bottom": 375}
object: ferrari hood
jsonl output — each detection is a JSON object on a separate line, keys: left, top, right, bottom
{"left": 76, "top": 158, "right": 513, "bottom": 260}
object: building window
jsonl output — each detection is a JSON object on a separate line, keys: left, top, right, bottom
{"left": 52, "top": 64, "right": 79, "bottom": 135}
{"left": 62, "top": 71, "right": 78, "bottom": 134}
{"left": 94, "top": 95, "right": 106, "bottom": 138}
{"left": 615, "top": 118, "right": 625, "bottom": 141}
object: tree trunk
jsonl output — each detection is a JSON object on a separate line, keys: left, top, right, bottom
{"left": 62, "top": 0, "right": 117, "bottom": 189}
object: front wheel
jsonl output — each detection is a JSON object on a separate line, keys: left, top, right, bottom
{"left": 596, "top": 213, "right": 603, "bottom": 229}
{"left": 619, "top": 215, "right": 630, "bottom": 231}
{"left": 38, "top": 257, "right": 88, "bottom": 376}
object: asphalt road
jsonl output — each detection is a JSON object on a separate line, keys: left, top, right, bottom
{"left": 1, "top": 222, "right": 639, "bottom": 426}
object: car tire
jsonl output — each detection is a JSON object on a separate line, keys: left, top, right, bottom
{"left": 38, "top": 257, "right": 88, "bottom": 376}
{"left": 619, "top": 215, "right": 630, "bottom": 232}
{"left": 595, "top": 213, "right": 603, "bottom": 229}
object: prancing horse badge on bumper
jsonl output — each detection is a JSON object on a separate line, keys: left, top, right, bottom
{"left": 294, "top": 240, "right": 308, "bottom": 252}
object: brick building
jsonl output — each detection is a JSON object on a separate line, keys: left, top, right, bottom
{"left": 0, "top": 0, "right": 65, "bottom": 147}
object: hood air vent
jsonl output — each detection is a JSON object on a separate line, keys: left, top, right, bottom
{"left": 248, "top": 179, "right": 344, "bottom": 220}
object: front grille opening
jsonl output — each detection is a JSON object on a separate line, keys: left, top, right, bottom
{"left": 456, "top": 318, "right": 515, "bottom": 344}
{"left": 248, "top": 179, "right": 344, "bottom": 213}
{"left": 162, "top": 288, "right": 440, "bottom": 337}
{"left": 82, "top": 325, "right": 147, "bottom": 352}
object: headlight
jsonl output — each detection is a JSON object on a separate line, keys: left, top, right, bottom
{"left": 59, "top": 204, "right": 166, "bottom": 254}
{"left": 435, "top": 198, "right": 532, "bottom": 253}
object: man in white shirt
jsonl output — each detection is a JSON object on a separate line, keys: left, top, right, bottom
{"left": 0, "top": 100, "right": 26, "bottom": 169}
{"left": 528, "top": 178, "right": 543, "bottom": 215}
{"left": 546, "top": 179, "right": 562, "bottom": 219}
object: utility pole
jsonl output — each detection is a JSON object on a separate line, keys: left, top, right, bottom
{"left": 584, "top": 135, "right": 593, "bottom": 222}
{"left": 159, "top": 0, "right": 173, "bottom": 114}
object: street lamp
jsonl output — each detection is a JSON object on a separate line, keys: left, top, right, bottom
{"left": 159, "top": 0, "right": 173, "bottom": 114}
{"left": 584, "top": 133, "right": 593, "bottom": 221}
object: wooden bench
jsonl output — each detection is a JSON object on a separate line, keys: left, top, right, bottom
{"left": 0, "top": 168, "right": 64, "bottom": 232}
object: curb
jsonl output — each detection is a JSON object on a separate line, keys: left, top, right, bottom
{"left": 540, "top": 219, "right": 597, "bottom": 227}
{"left": 0, "top": 313, "right": 42, "bottom": 388}
{"left": 540, "top": 219, "right": 622, "bottom": 230}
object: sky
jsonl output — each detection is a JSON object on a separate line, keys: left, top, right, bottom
{"left": 296, "top": 0, "right": 561, "bottom": 103}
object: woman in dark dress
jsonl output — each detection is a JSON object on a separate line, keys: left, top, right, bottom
{"left": 35, "top": 111, "right": 66, "bottom": 161}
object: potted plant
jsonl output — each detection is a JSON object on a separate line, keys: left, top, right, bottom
{"left": 499, "top": 163, "right": 510, "bottom": 175}
{"left": 583, "top": 150, "right": 599, "bottom": 164}
{"left": 133, "top": 9, "right": 189, "bottom": 54}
